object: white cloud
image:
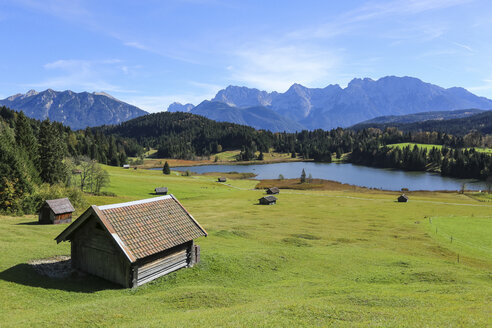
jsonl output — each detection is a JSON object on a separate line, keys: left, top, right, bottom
{"left": 27, "top": 58, "right": 136, "bottom": 93}
{"left": 122, "top": 81, "right": 221, "bottom": 112}
{"left": 289, "top": 0, "right": 471, "bottom": 40}
{"left": 123, "top": 41, "right": 149, "bottom": 51}
{"left": 468, "top": 79, "right": 492, "bottom": 93}
{"left": 453, "top": 42, "right": 474, "bottom": 53}
{"left": 230, "top": 45, "right": 340, "bottom": 91}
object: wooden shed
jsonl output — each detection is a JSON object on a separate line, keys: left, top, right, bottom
{"left": 259, "top": 195, "right": 277, "bottom": 205}
{"left": 266, "top": 187, "right": 280, "bottom": 194}
{"left": 55, "top": 195, "right": 207, "bottom": 288}
{"left": 154, "top": 187, "right": 168, "bottom": 195}
{"left": 218, "top": 177, "right": 227, "bottom": 182}
{"left": 398, "top": 194, "right": 409, "bottom": 202}
{"left": 38, "top": 198, "right": 75, "bottom": 224}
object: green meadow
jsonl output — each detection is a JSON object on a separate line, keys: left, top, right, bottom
{"left": 387, "top": 142, "right": 492, "bottom": 154}
{"left": 0, "top": 165, "right": 491, "bottom": 327}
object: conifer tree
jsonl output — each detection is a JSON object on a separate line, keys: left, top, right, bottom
{"left": 38, "top": 119, "right": 67, "bottom": 184}
{"left": 163, "top": 161, "right": 171, "bottom": 175}
{"left": 300, "top": 169, "right": 306, "bottom": 183}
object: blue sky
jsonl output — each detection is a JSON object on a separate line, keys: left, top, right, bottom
{"left": 1, "top": 0, "right": 491, "bottom": 112}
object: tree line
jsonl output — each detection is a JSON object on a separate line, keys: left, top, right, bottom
{"left": 0, "top": 106, "right": 130, "bottom": 213}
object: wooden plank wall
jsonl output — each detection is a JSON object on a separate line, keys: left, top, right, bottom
{"left": 71, "top": 216, "right": 131, "bottom": 287}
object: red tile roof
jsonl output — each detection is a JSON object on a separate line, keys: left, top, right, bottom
{"left": 55, "top": 195, "right": 207, "bottom": 262}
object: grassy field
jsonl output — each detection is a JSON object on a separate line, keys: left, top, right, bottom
{"left": 387, "top": 142, "right": 492, "bottom": 154}
{"left": 0, "top": 165, "right": 491, "bottom": 327}
{"left": 131, "top": 149, "right": 306, "bottom": 169}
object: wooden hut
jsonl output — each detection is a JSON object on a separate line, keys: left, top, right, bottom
{"left": 266, "top": 187, "right": 280, "bottom": 194}
{"left": 259, "top": 195, "right": 277, "bottom": 205}
{"left": 398, "top": 194, "right": 409, "bottom": 202}
{"left": 218, "top": 177, "right": 227, "bottom": 182}
{"left": 38, "top": 198, "right": 75, "bottom": 224}
{"left": 55, "top": 195, "right": 207, "bottom": 288}
{"left": 154, "top": 187, "right": 168, "bottom": 195}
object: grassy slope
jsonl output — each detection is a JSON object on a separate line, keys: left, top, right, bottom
{"left": 0, "top": 166, "right": 491, "bottom": 327}
{"left": 134, "top": 149, "right": 304, "bottom": 169}
{"left": 387, "top": 142, "right": 492, "bottom": 154}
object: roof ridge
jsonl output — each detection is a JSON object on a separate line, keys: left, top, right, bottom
{"left": 97, "top": 195, "right": 172, "bottom": 210}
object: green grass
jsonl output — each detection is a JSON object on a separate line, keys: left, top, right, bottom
{"left": 387, "top": 142, "right": 492, "bottom": 153}
{"left": 0, "top": 165, "right": 491, "bottom": 327}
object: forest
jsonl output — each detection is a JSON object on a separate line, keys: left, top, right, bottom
{"left": 0, "top": 106, "right": 142, "bottom": 214}
{"left": 1, "top": 106, "right": 491, "bottom": 213}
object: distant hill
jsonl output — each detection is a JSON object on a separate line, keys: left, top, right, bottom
{"left": 178, "top": 76, "right": 492, "bottom": 130}
{"left": 0, "top": 89, "right": 148, "bottom": 130}
{"left": 353, "top": 109, "right": 485, "bottom": 126}
{"left": 351, "top": 110, "right": 492, "bottom": 135}
{"left": 190, "top": 100, "right": 304, "bottom": 132}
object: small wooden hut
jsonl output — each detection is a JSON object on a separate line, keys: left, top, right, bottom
{"left": 266, "top": 187, "right": 280, "bottom": 194}
{"left": 55, "top": 195, "right": 207, "bottom": 288}
{"left": 398, "top": 194, "right": 409, "bottom": 202}
{"left": 155, "top": 187, "right": 168, "bottom": 195}
{"left": 218, "top": 177, "right": 227, "bottom": 182}
{"left": 259, "top": 195, "right": 277, "bottom": 205}
{"left": 38, "top": 198, "right": 75, "bottom": 224}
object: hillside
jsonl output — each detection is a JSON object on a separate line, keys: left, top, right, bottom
{"left": 351, "top": 110, "right": 492, "bottom": 135}
{"left": 353, "top": 108, "right": 485, "bottom": 125}
{"left": 0, "top": 89, "right": 148, "bottom": 130}
{"left": 0, "top": 166, "right": 491, "bottom": 326}
{"left": 174, "top": 76, "right": 492, "bottom": 130}
{"left": 190, "top": 100, "right": 304, "bottom": 132}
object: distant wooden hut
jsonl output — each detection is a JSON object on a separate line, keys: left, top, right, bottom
{"left": 38, "top": 198, "right": 75, "bottom": 224}
{"left": 266, "top": 187, "right": 279, "bottom": 194}
{"left": 155, "top": 187, "right": 168, "bottom": 195}
{"left": 259, "top": 195, "right": 277, "bottom": 205}
{"left": 218, "top": 177, "right": 227, "bottom": 182}
{"left": 123, "top": 164, "right": 130, "bottom": 169}
{"left": 55, "top": 195, "right": 207, "bottom": 288}
{"left": 398, "top": 194, "right": 409, "bottom": 202}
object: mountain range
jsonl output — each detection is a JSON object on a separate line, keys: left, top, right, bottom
{"left": 2, "top": 76, "right": 492, "bottom": 132}
{"left": 0, "top": 89, "right": 148, "bottom": 130}
{"left": 169, "top": 76, "right": 492, "bottom": 131}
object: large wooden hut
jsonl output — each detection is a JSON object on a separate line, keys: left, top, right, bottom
{"left": 154, "top": 187, "right": 168, "bottom": 195}
{"left": 259, "top": 195, "right": 277, "bottom": 205}
{"left": 55, "top": 195, "right": 207, "bottom": 288}
{"left": 38, "top": 198, "right": 75, "bottom": 224}
{"left": 398, "top": 194, "right": 409, "bottom": 202}
{"left": 266, "top": 187, "right": 279, "bottom": 194}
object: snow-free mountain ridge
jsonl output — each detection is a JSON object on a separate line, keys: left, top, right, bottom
{"left": 169, "top": 76, "right": 492, "bottom": 131}
{"left": 0, "top": 89, "right": 148, "bottom": 130}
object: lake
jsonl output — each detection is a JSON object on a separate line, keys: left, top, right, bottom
{"left": 155, "top": 162, "right": 486, "bottom": 191}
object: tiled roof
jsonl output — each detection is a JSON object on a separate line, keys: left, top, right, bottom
{"left": 45, "top": 198, "right": 75, "bottom": 214}
{"left": 97, "top": 195, "right": 206, "bottom": 260}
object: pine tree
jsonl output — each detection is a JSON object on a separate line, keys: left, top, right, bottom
{"left": 300, "top": 169, "right": 306, "bottom": 183}
{"left": 163, "top": 161, "right": 171, "bottom": 175}
{"left": 15, "top": 111, "right": 38, "bottom": 163}
{"left": 38, "top": 119, "right": 67, "bottom": 184}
